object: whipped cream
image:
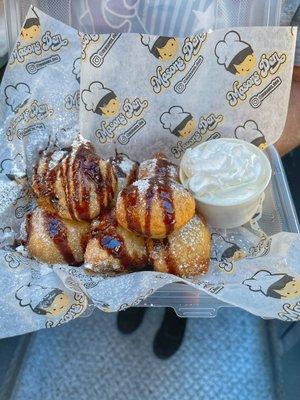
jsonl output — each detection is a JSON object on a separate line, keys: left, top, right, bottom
{"left": 180, "top": 139, "right": 270, "bottom": 205}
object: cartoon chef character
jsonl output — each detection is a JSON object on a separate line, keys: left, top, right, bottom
{"left": 215, "top": 31, "right": 256, "bottom": 76}
{"left": 235, "top": 120, "right": 267, "bottom": 150}
{"left": 243, "top": 270, "right": 300, "bottom": 299}
{"left": 160, "top": 106, "right": 196, "bottom": 138}
{"left": 15, "top": 283, "right": 70, "bottom": 317}
{"left": 21, "top": 7, "right": 41, "bottom": 42}
{"left": 211, "top": 233, "right": 246, "bottom": 272}
{"left": 140, "top": 34, "right": 179, "bottom": 61}
{"left": 81, "top": 81, "right": 120, "bottom": 117}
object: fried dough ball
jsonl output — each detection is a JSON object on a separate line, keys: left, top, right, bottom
{"left": 84, "top": 211, "right": 148, "bottom": 273}
{"left": 147, "top": 214, "right": 211, "bottom": 277}
{"left": 108, "top": 153, "right": 138, "bottom": 195}
{"left": 137, "top": 153, "right": 179, "bottom": 182}
{"left": 32, "top": 143, "right": 117, "bottom": 221}
{"left": 26, "top": 207, "right": 90, "bottom": 265}
{"left": 116, "top": 178, "right": 195, "bottom": 239}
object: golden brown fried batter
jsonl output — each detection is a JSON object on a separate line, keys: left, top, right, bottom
{"left": 26, "top": 207, "right": 90, "bottom": 265}
{"left": 116, "top": 178, "right": 195, "bottom": 239}
{"left": 137, "top": 153, "right": 179, "bottom": 182}
{"left": 147, "top": 214, "right": 211, "bottom": 277}
{"left": 84, "top": 211, "right": 148, "bottom": 273}
{"left": 32, "top": 143, "right": 117, "bottom": 221}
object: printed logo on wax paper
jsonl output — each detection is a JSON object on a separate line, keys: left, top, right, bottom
{"left": 68, "top": 268, "right": 102, "bottom": 290}
{"left": 15, "top": 282, "right": 87, "bottom": 328}
{"left": 167, "top": 112, "right": 223, "bottom": 159}
{"left": 65, "top": 91, "right": 80, "bottom": 112}
{"left": 5, "top": 251, "right": 31, "bottom": 269}
{"left": 0, "top": 153, "right": 24, "bottom": 180}
{"left": 278, "top": 301, "right": 300, "bottom": 321}
{"left": 215, "top": 31, "right": 256, "bottom": 77}
{"left": 82, "top": 81, "right": 148, "bottom": 144}
{"left": 117, "top": 289, "right": 155, "bottom": 312}
{"left": 214, "top": 30, "right": 287, "bottom": 107}
{"left": 234, "top": 120, "right": 267, "bottom": 150}
{"left": 4, "top": 83, "right": 31, "bottom": 114}
{"left": 196, "top": 281, "right": 224, "bottom": 295}
{"left": 4, "top": 82, "right": 53, "bottom": 141}
{"left": 9, "top": 7, "right": 69, "bottom": 71}
{"left": 247, "top": 237, "right": 272, "bottom": 258}
{"left": 211, "top": 233, "right": 247, "bottom": 273}
{"left": 243, "top": 270, "right": 300, "bottom": 300}
{"left": 63, "top": 58, "right": 81, "bottom": 112}
{"left": 90, "top": 33, "right": 121, "bottom": 67}
{"left": 14, "top": 200, "right": 35, "bottom": 220}
{"left": 78, "top": 33, "right": 100, "bottom": 60}
{"left": 144, "top": 34, "right": 207, "bottom": 94}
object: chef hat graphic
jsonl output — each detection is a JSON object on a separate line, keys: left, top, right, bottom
{"left": 211, "top": 233, "right": 238, "bottom": 260}
{"left": 4, "top": 82, "right": 31, "bottom": 113}
{"left": 235, "top": 120, "right": 266, "bottom": 147}
{"left": 160, "top": 106, "right": 191, "bottom": 133}
{"left": 215, "top": 31, "right": 250, "bottom": 69}
{"left": 140, "top": 34, "right": 159, "bottom": 52}
{"left": 243, "top": 270, "right": 286, "bottom": 295}
{"left": 81, "top": 81, "right": 112, "bottom": 112}
{"left": 16, "top": 284, "right": 59, "bottom": 311}
{"left": 72, "top": 57, "right": 80, "bottom": 83}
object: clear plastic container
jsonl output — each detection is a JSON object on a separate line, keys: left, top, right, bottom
{"left": 4, "top": 0, "right": 295, "bottom": 319}
{"left": 139, "top": 145, "right": 300, "bottom": 317}
{"left": 4, "top": 0, "right": 282, "bottom": 53}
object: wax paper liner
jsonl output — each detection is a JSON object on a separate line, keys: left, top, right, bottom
{"left": 0, "top": 7, "right": 299, "bottom": 338}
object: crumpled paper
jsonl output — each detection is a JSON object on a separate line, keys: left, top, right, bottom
{"left": 0, "top": 7, "right": 299, "bottom": 338}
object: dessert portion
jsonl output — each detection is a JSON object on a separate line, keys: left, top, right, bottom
{"left": 116, "top": 178, "right": 195, "bottom": 239}
{"left": 32, "top": 142, "right": 117, "bottom": 221}
{"left": 85, "top": 211, "right": 148, "bottom": 273}
{"left": 137, "top": 153, "right": 179, "bottom": 182}
{"left": 147, "top": 214, "right": 211, "bottom": 277}
{"left": 25, "top": 141, "right": 210, "bottom": 278}
{"left": 26, "top": 207, "right": 90, "bottom": 265}
{"left": 109, "top": 153, "right": 139, "bottom": 195}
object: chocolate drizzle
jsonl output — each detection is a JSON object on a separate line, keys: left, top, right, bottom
{"left": 156, "top": 182, "right": 175, "bottom": 235}
{"left": 25, "top": 212, "right": 33, "bottom": 242}
{"left": 144, "top": 181, "right": 156, "bottom": 237}
{"left": 64, "top": 155, "right": 76, "bottom": 220}
{"left": 154, "top": 156, "right": 178, "bottom": 180}
{"left": 32, "top": 144, "right": 116, "bottom": 221}
{"left": 43, "top": 212, "right": 78, "bottom": 265}
{"left": 162, "top": 238, "right": 177, "bottom": 275}
{"left": 121, "top": 153, "right": 178, "bottom": 237}
{"left": 73, "top": 152, "right": 90, "bottom": 221}
{"left": 121, "top": 184, "right": 142, "bottom": 234}
{"left": 109, "top": 153, "right": 139, "bottom": 184}
{"left": 151, "top": 238, "right": 177, "bottom": 275}
{"left": 92, "top": 212, "right": 146, "bottom": 269}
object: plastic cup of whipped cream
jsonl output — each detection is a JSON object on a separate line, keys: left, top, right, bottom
{"left": 179, "top": 138, "right": 272, "bottom": 228}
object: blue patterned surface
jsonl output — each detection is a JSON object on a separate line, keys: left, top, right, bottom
{"left": 11, "top": 308, "right": 276, "bottom": 400}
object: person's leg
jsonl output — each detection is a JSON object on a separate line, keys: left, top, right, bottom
{"left": 153, "top": 308, "right": 187, "bottom": 359}
{"left": 117, "top": 307, "right": 147, "bottom": 334}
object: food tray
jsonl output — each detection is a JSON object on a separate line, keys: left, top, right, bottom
{"left": 3, "top": 0, "right": 293, "bottom": 319}
{"left": 138, "top": 145, "right": 300, "bottom": 317}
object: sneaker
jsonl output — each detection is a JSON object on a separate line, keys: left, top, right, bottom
{"left": 117, "top": 307, "right": 147, "bottom": 334}
{"left": 153, "top": 308, "right": 187, "bottom": 359}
